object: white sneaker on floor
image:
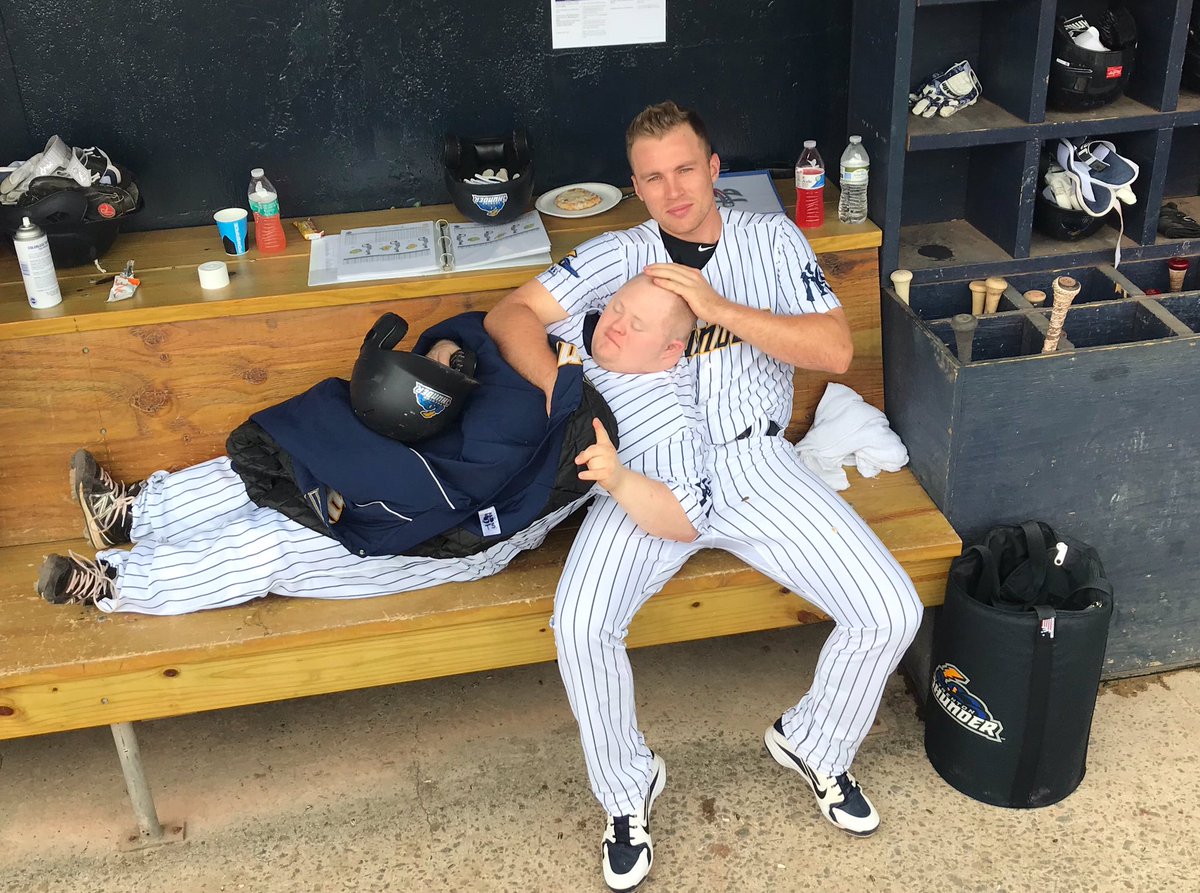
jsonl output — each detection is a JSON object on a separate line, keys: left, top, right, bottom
{"left": 764, "top": 718, "right": 880, "bottom": 837}
{"left": 601, "top": 752, "right": 667, "bottom": 892}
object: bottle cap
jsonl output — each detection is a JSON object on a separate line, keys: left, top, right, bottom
{"left": 250, "top": 167, "right": 264, "bottom": 178}
{"left": 849, "top": 135, "right": 862, "bottom": 144}
{"left": 803, "top": 140, "right": 816, "bottom": 148}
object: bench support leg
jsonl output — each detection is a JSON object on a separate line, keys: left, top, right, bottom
{"left": 110, "top": 722, "right": 187, "bottom": 851}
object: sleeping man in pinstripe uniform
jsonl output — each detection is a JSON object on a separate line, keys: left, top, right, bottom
{"left": 34, "top": 276, "right": 708, "bottom": 620}
{"left": 485, "top": 101, "right": 923, "bottom": 891}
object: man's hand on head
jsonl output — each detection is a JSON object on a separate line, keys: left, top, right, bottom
{"left": 644, "top": 263, "right": 726, "bottom": 322}
{"left": 426, "top": 339, "right": 461, "bottom": 366}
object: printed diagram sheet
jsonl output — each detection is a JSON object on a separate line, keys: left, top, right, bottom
{"left": 338, "top": 222, "right": 438, "bottom": 279}
{"left": 551, "top": 0, "right": 666, "bottom": 49}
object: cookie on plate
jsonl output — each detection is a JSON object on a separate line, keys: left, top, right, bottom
{"left": 555, "top": 187, "right": 603, "bottom": 212}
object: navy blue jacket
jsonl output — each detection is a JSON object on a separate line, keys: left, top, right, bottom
{"left": 247, "top": 312, "right": 596, "bottom": 557}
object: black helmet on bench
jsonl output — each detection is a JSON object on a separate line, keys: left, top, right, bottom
{"left": 350, "top": 313, "right": 479, "bottom": 444}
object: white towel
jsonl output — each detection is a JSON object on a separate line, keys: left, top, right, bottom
{"left": 796, "top": 383, "right": 909, "bottom": 491}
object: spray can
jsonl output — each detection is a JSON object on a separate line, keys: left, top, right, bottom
{"left": 13, "top": 217, "right": 63, "bottom": 309}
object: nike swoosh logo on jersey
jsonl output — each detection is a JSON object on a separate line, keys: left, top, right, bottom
{"left": 698, "top": 245, "right": 715, "bottom": 252}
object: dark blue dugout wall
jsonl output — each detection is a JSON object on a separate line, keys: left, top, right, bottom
{"left": 0, "top": 1, "right": 852, "bottom": 230}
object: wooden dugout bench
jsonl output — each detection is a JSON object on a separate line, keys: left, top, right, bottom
{"left": 0, "top": 187, "right": 960, "bottom": 848}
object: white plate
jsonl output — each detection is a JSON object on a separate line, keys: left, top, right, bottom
{"left": 535, "top": 182, "right": 624, "bottom": 218}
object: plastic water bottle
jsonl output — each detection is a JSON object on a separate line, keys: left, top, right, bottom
{"left": 838, "top": 136, "right": 870, "bottom": 225}
{"left": 13, "top": 216, "right": 63, "bottom": 308}
{"left": 794, "top": 140, "right": 825, "bottom": 229}
{"left": 248, "top": 168, "right": 287, "bottom": 254}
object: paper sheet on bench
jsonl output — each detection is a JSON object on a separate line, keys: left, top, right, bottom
{"left": 310, "top": 233, "right": 458, "bottom": 287}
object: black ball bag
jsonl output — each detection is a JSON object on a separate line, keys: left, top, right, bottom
{"left": 925, "top": 521, "right": 1113, "bottom": 808}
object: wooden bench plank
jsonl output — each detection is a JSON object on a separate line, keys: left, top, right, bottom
{"left": 0, "top": 467, "right": 959, "bottom": 739}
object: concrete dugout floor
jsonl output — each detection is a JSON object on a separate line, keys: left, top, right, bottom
{"left": 2, "top": 622, "right": 1197, "bottom": 893}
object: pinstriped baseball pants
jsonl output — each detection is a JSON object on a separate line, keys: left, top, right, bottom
{"left": 552, "top": 435, "right": 923, "bottom": 816}
{"left": 97, "top": 456, "right": 583, "bottom": 616}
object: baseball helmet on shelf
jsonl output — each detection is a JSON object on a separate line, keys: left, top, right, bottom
{"left": 349, "top": 313, "right": 479, "bottom": 444}
{"left": 0, "top": 164, "right": 142, "bottom": 267}
{"left": 442, "top": 128, "right": 534, "bottom": 224}
{"left": 1033, "top": 149, "right": 1106, "bottom": 242}
{"left": 1047, "top": 7, "right": 1138, "bottom": 111}
{"left": 1034, "top": 190, "right": 1106, "bottom": 241}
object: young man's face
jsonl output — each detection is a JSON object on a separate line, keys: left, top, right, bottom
{"left": 591, "top": 279, "right": 688, "bottom": 374}
{"left": 629, "top": 124, "right": 721, "bottom": 241}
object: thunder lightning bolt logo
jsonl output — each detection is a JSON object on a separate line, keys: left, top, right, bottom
{"left": 413, "top": 383, "right": 452, "bottom": 419}
{"left": 931, "top": 663, "right": 1005, "bottom": 743}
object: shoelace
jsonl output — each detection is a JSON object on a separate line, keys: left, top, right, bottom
{"left": 830, "top": 771, "right": 873, "bottom": 814}
{"left": 62, "top": 550, "right": 114, "bottom": 604}
{"left": 606, "top": 812, "right": 651, "bottom": 848}
{"left": 608, "top": 815, "right": 632, "bottom": 846}
{"left": 88, "top": 468, "right": 138, "bottom": 536}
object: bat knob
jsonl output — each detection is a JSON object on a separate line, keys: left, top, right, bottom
{"left": 889, "top": 269, "right": 913, "bottom": 304}
{"left": 951, "top": 313, "right": 977, "bottom": 364}
{"left": 1053, "top": 276, "right": 1081, "bottom": 300}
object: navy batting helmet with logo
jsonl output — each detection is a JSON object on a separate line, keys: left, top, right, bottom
{"left": 350, "top": 313, "right": 479, "bottom": 444}
{"left": 442, "top": 128, "right": 534, "bottom": 224}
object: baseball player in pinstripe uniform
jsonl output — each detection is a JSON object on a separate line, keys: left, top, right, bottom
{"left": 485, "top": 101, "right": 923, "bottom": 891}
{"left": 35, "top": 279, "right": 707, "bottom": 616}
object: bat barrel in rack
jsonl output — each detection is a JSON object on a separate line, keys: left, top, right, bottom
{"left": 1042, "top": 276, "right": 1081, "bottom": 353}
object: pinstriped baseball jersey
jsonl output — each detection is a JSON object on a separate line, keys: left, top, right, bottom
{"left": 538, "top": 208, "right": 840, "bottom": 445}
{"left": 547, "top": 311, "right": 710, "bottom": 531}
{"left": 540, "top": 206, "right": 924, "bottom": 822}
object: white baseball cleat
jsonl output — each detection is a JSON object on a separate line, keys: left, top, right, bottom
{"left": 764, "top": 718, "right": 880, "bottom": 837}
{"left": 601, "top": 753, "right": 667, "bottom": 892}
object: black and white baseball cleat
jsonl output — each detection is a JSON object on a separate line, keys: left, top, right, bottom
{"left": 764, "top": 718, "right": 880, "bottom": 837}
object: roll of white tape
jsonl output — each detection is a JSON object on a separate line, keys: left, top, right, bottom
{"left": 198, "top": 260, "right": 230, "bottom": 290}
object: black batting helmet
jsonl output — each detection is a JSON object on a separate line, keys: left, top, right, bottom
{"left": 1047, "top": 8, "right": 1137, "bottom": 111}
{"left": 443, "top": 128, "right": 534, "bottom": 223}
{"left": 350, "top": 313, "right": 479, "bottom": 444}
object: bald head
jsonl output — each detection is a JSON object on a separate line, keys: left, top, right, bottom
{"left": 621, "top": 274, "right": 696, "bottom": 341}
{"left": 590, "top": 275, "right": 697, "bottom": 374}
